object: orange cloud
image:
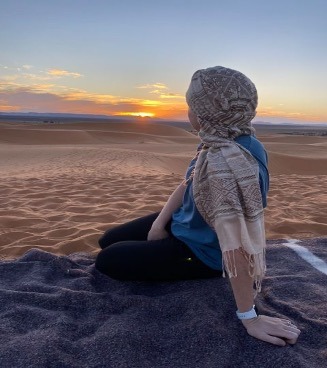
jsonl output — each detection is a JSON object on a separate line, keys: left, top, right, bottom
{"left": 0, "top": 81, "right": 187, "bottom": 119}
{"left": 146, "top": 86, "right": 184, "bottom": 100}
{"left": 0, "top": 99, "right": 20, "bottom": 111}
{"left": 139, "top": 99, "right": 163, "bottom": 107}
{"left": 0, "top": 69, "right": 189, "bottom": 118}
{"left": 47, "top": 69, "right": 83, "bottom": 78}
{"left": 137, "top": 83, "right": 168, "bottom": 89}
{"left": 62, "top": 90, "right": 118, "bottom": 104}
{"left": 1, "top": 71, "right": 76, "bottom": 83}
{"left": 159, "top": 93, "right": 184, "bottom": 99}
{"left": 1, "top": 80, "right": 325, "bottom": 122}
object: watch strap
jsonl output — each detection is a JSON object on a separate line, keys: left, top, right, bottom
{"left": 236, "top": 305, "right": 257, "bottom": 320}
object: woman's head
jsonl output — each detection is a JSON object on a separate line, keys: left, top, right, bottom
{"left": 186, "top": 66, "right": 258, "bottom": 139}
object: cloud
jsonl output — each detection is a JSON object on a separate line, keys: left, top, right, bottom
{"left": 0, "top": 66, "right": 188, "bottom": 118}
{"left": 0, "top": 81, "right": 25, "bottom": 91}
{"left": 137, "top": 83, "right": 168, "bottom": 90}
{"left": 0, "top": 80, "right": 61, "bottom": 94}
{"left": 1, "top": 74, "right": 21, "bottom": 82}
{"left": 62, "top": 90, "right": 118, "bottom": 104}
{"left": 145, "top": 86, "right": 184, "bottom": 100}
{"left": 1, "top": 64, "right": 33, "bottom": 72}
{"left": 0, "top": 66, "right": 82, "bottom": 83}
{"left": 139, "top": 99, "right": 163, "bottom": 107}
{"left": 0, "top": 82, "right": 186, "bottom": 119}
{"left": 1, "top": 78, "right": 324, "bottom": 122}
{"left": 0, "top": 99, "right": 19, "bottom": 111}
{"left": 46, "top": 69, "right": 83, "bottom": 78}
{"left": 29, "top": 84, "right": 56, "bottom": 93}
{"left": 158, "top": 93, "right": 184, "bottom": 99}
{"left": 19, "top": 73, "right": 59, "bottom": 82}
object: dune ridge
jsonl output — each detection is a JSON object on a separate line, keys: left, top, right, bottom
{"left": 0, "top": 121, "right": 326, "bottom": 258}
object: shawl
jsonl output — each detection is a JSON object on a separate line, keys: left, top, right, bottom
{"left": 186, "top": 66, "right": 266, "bottom": 293}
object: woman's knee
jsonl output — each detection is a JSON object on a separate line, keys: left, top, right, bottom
{"left": 95, "top": 249, "right": 115, "bottom": 277}
{"left": 98, "top": 233, "right": 108, "bottom": 249}
{"left": 98, "top": 229, "right": 119, "bottom": 249}
{"left": 95, "top": 246, "right": 127, "bottom": 280}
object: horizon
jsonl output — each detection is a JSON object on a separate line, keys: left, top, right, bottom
{"left": 1, "top": 110, "right": 327, "bottom": 126}
{"left": 1, "top": 0, "right": 327, "bottom": 125}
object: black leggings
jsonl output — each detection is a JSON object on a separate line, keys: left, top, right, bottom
{"left": 95, "top": 212, "right": 222, "bottom": 281}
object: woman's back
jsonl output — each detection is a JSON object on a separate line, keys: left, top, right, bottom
{"left": 171, "top": 135, "right": 269, "bottom": 270}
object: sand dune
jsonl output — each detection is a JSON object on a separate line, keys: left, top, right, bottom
{"left": 0, "top": 121, "right": 326, "bottom": 258}
{"left": 0, "top": 121, "right": 196, "bottom": 145}
{"left": 268, "top": 152, "right": 326, "bottom": 175}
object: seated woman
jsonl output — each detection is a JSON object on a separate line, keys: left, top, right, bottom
{"left": 95, "top": 66, "right": 300, "bottom": 346}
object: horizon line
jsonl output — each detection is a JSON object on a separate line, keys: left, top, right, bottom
{"left": 0, "top": 111, "right": 326, "bottom": 126}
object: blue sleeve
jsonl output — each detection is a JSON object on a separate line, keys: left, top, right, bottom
{"left": 252, "top": 140, "right": 270, "bottom": 208}
{"left": 236, "top": 135, "right": 270, "bottom": 208}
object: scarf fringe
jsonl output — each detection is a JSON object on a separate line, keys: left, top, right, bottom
{"left": 222, "top": 248, "right": 266, "bottom": 295}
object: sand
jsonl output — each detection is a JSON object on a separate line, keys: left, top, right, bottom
{"left": 0, "top": 120, "right": 326, "bottom": 259}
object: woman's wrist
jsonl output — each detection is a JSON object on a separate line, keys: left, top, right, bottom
{"left": 236, "top": 305, "right": 257, "bottom": 320}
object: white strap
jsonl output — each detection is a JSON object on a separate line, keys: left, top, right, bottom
{"left": 236, "top": 305, "right": 257, "bottom": 320}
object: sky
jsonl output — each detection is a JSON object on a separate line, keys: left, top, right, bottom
{"left": 1, "top": 0, "right": 326, "bottom": 123}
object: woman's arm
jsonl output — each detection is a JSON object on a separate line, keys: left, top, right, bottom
{"left": 229, "top": 250, "right": 301, "bottom": 346}
{"left": 147, "top": 181, "right": 186, "bottom": 240}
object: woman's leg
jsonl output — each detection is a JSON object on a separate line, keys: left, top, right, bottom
{"left": 98, "top": 212, "right": 161, "bottom": 249}
{"left": 95, "top": 235, "right": 222, "bottom": 282}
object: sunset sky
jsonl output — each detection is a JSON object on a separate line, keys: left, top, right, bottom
{"left": 1, "top": 0, "right": 326, "bottom": 123}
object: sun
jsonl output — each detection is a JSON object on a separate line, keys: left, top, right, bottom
{"left": 117, "top": 112, "right": 155, "bottom": 118}
{"left": 137, "top": 112, "right": 154, "bottom": 118}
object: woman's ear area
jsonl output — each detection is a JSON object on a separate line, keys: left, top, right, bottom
{"left": 188, "top": 108, "right": 201, "bottom": 131}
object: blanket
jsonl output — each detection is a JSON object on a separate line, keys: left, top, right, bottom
{"left": 0, "top": 238, "right": 326, "bottom": 368}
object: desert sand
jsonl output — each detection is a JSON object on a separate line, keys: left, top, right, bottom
{"left": 0, "top": 120, "right": 326, "bottom": 259}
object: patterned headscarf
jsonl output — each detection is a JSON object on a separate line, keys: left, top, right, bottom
{"left": 186, "top": 66, "right": 266, "bottom": 293}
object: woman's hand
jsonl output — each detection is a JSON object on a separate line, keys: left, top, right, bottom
{"left": 242, "top": 315, "right": 301, "bottom": 346}
{"left": 146, "top": 181, "right": 186, "bottom": 241}
{"left": 147, "top": 224, "right": 169, "bottom": 241}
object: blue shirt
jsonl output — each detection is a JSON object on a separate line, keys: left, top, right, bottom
{"left": 171, "top": 135, "right": 270, "bottom": 270}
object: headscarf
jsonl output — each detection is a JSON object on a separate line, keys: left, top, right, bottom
{"left": 186, "top": 66, "right": 266, "bottom": 293}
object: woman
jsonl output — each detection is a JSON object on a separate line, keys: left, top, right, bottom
{"left": 95, "top": 66, "right": 300, "bottom": 346}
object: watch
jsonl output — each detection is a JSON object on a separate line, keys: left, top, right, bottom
{"left": 236, "top": 305, "right": 257, "bottom": 320}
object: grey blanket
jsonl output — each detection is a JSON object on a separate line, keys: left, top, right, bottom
{"left": 0, "top": 238, "right": 326, "bottom": 368}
